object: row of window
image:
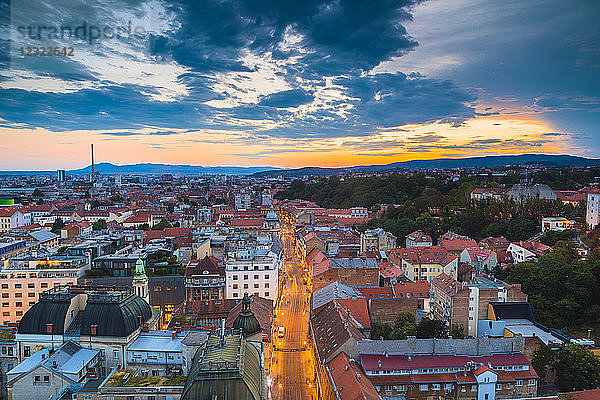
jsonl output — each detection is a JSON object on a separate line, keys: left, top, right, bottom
{"left": 2, "top": 301, "right": 36, "bottom": 307}
{"left": 2, "top": 293, "right": 37, "bottom": 299}
{"left": 2, "top": 311, "right": 23, "bottom": 317}
{"left": 232, "top": 292, "right": 269, "bottom": 298}
{"left": 231, "top": 274, "right": 271, "bottom": 280}
{"left": 232, "top": 283, "right": 269, "bottom": 289}
{"left": 377, "top": 380, "right": 536, "bottom": 393}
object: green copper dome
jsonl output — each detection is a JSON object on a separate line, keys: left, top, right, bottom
{"left": 233, "top": 293, "right": 261, "bottom": 337}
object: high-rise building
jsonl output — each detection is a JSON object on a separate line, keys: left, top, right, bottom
{"left": 115, "top": 174, "right": 122, "bottom": 187}
{"left": 57, "top": 169, "right": 66, "bottom": 182}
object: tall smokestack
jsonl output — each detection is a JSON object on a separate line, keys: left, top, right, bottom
{"left": 91, "top": 144, "right": 95, "bottom": 183}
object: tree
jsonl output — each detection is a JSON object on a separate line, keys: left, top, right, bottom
{"left": 450, "top": 324, "right": 465, "bottom": 339}
{"left": 51, "top": 218, "right": 65, "bottom": 234}
{"left": 93, "top": 219, "right": 107, "bottom": 231}
{"left": 392, "top": 312, "right": 417, "bottom": 339}
{"left": 554, "top": 344, "right": 600, "bottom": 391}
{"left": 110, "top": 194, "right": 124, "bottom": 203}
{"left": 416, "top": 319, "right": 448, "bottom": 339}
{"left": 152, "top": 219, "right": 172, "bottom": 230}
{"left": 32, "top": 188, "right": 44, "bottom": 198}
{"left": 531, "top": 343, "right": 554, "bottom": 384}
{"left": 371, "top": 322, "right": 393, "bottom": 340}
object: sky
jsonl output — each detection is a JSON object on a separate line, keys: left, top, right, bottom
{"left": 0, "top": 0, "right": 598, "bottom": 170}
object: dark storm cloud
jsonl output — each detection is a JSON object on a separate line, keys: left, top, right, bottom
{"left": 258, "top": 89, "right": 314, "bottom": 108}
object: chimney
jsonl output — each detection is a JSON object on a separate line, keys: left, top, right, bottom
{"left": 90, "top": 144, "right": 95, "bottom": 183}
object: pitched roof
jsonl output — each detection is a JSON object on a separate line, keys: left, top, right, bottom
{"left": 327, "top": 352, "right": 381, "bottom": 400}
{"left": 391, "top": 246, "right": 456, "bottom": 265}
{"left": 185, "top": 255, "right": 223, "bottom": 277}
{"left": 336, "top": 298, "right": 371, "bottom": 329}
{"left": 311, "top": 301, "right": 365, "bottom": 362}
{"left": 392, "top": 281, "right": 431, "bottom": 299}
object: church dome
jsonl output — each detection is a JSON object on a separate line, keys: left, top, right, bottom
{"left": 233, "top": 293, "right": 261, "bottom": 337}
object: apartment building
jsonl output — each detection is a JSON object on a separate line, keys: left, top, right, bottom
{"left": 359, "top": 337, "right": 538, "bottom": 400}
{"left": 0, "top": 209, "right": 26, "bottom": 233}
{"left": 389, "top": 246, "right": 458, "bottom": 282}
{"left": 225, "top": 247, "right": 281, "bottom": 302}
{"left": 405, "top": 230, "right": 433, "bottom": 248}
{"left": 184, "top": 255, "right": 225, "bottom": 301}
{"left": 431, "top": 274, "right": 527, "bottom": 337}
{"left": 360, "top": 228, "right": 397, "bottom": 254}
{"left": 0, "top": 253, "right": 89, "bottom": 324}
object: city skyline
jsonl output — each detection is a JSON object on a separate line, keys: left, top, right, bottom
{"left": 1, "top": 0, "right": 599, "bottom": 170}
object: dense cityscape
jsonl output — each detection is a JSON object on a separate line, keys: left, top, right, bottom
{"left": 2, "top": 0, "right": 600, "bottom": 398}
{"left": 0, "top": 157, "right": 599, "bottom": 400}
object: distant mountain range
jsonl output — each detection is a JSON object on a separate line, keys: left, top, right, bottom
{"left": 1, "top": 154, "right": 599, "bottom": 177}
{"left": 0, "top": 162, "right": 281, "bottom": 176}
{"left": 252, "top": 154, "right": 600, "bottom": 177}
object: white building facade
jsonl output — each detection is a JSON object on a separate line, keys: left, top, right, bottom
{"left": 225, "top": 248, "right": 281, "bottom": 302}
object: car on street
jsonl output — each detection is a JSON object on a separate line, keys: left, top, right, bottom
{"left": 278, "top": 326, "right": 286, "bottom": 337}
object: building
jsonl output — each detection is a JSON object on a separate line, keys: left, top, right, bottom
{"left": 313, "top": 257, "right": 380, "bottom": 291}
{"left": 438, "top": 232, "right": 479, "bottom": 255}
{"left": 234, "top": 191, "right": 252, "bottom": 210}
{"left": 470, "top": 187, "right": 509, "bottom": 201}
{"left": 225, "top": 245, "right": 281, "bottom": 302}
{"left": 541, "top": 216, "right": 575, "bottom": 232}
{"left": 431, "top": 274, "right": 527, "bottom": 337}
{"left": 586, "top": 189, "right": 600, "bottom": 228}
{"left": 325, "top": 351, "right": 381, "bottom": 400}
{"left": 16, "top": 285, "right": 160, "bottom": 374}
{"left": 0, "top": 209, "right": 26, "bottom": 233}
{"left": 0, "top": 253, "right": 89, "bottom": 324}
{"left": 89, "top": 368, "right": 186, "bottom": 400}
{"left": 388, "top": 246, "right": 458, "bottom": 282}
{"left": 507, "top": 183, "right": 557, "bottom": 203}
{"left": 507, "top": 241, "right": 552, "bottom": 263}
{"left": 0, "top": 326, "right": 17, "bottom": 400}
{"left": 126, "top": 330, "right": 187, "bottom": 376}
{"left": 405, "top": 230, "right": 433, "bottom": 248}
{"left": 6, "top": 340, "right": 100, "bottom": 400}
{"left": 57, "top": 170, "right": 66, "bottom": 182}
{"left": 181, "top": 331, "right": 267, "bottom": 400}
{"left": 360, "top": 228, "right": 397, "bottom": 254}
{"left": 185, "top": 255, "right": 226, "bottom": 301}
{"left": 460, "top": 247, "right": 498, "bottom": 274}
{"left": 358, "top": 337, "right": 538, "bottom": 400}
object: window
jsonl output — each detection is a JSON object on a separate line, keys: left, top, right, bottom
{"left": 43, "top": 375, "right": 49, "bottom": 382}
{"left": 420, "top": 384, "right": 428, "bottom": 391}
{"left": 113, "top": 350, "right": 119, "bottom": 360}
{"left": 1, "top": 284, "right": 7, "bottom": 289}
{"left": 24, "top": 346, "right": 30, "bottom": 357}
{"left": 243, "top": 284, "right": 248, "bottom": 289}
{"left": 496, "top": 383, "right": 502, "bottom": 390}
{"left": 41, "top": 283, "right": 48, "bottom": 288}
{"left": 15, "top": 302, "right": 22, "bottom": 307}
{"left": 254, "top": 284, "right": 259, "bottom": 288}
{"left": 516, "top": 380, "right": 523, "bottom": 386}
{"left": 471, "top": 385, "right": 477, "bottom": 391}
{"left": 233, "top": 284, "right": 238, "bottom": 289}
{"left": 14, "top": 292, "right": 22, "bottom": 298}
{"left": 265, "top": 283, "right": 269, "bottom": 288}
{"left": 432, "top": 383, "right": 440, "bottom": 390}
{"left": 28, "top": 292, "right": 35, "bottom": 297}
{"left": 14, "top": 284, "right": 21, "bottom": 288}
{"left": 16, "top": 311, "right": 22, "bottom": 316}
{"left": 243, "top": 275, "right": 248, "bottom": 280}
{"left": 34, "top": 375, "right": 41, "bottom": 383}
{"left": 233, "top": 275, "right": 238, "bottom": 280}
{"left": 528, "top": 379, "right": 535, "bottom": 386}
{"left": 233, "top": 293, "right": 238, "bottom": 297}
{"left": 254, "top": 274, "right": 259, "bottom": 280}
{"left": 2, "top": 312, "right": 9, "bottom": 317}
{"left": 264, "top": 292, "right": 270, "bottom": 297}
{"left": 2, "top": 302, "right": 8, "bottom": 307}
{"left": 28, "top": 283, "right": 34, "bottom": 288}
{"left": 1, "top": 293, "right": 7, "bottom": 298}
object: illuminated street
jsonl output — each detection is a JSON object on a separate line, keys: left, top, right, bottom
{"left": 270, "top": 223, "right": 316, "bottom": 400}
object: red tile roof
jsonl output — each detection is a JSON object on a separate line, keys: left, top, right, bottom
{"left": 327, "top": 352, "right": 381, "bottom": 400}
{"left": 336, "top": 298, "right": 371, "bottom": 329}
{"left": 392, "top": 281, "right": 431, "bottom": 298}
{"left": 391, "top": 246, "right": 456, "bottom": 265}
